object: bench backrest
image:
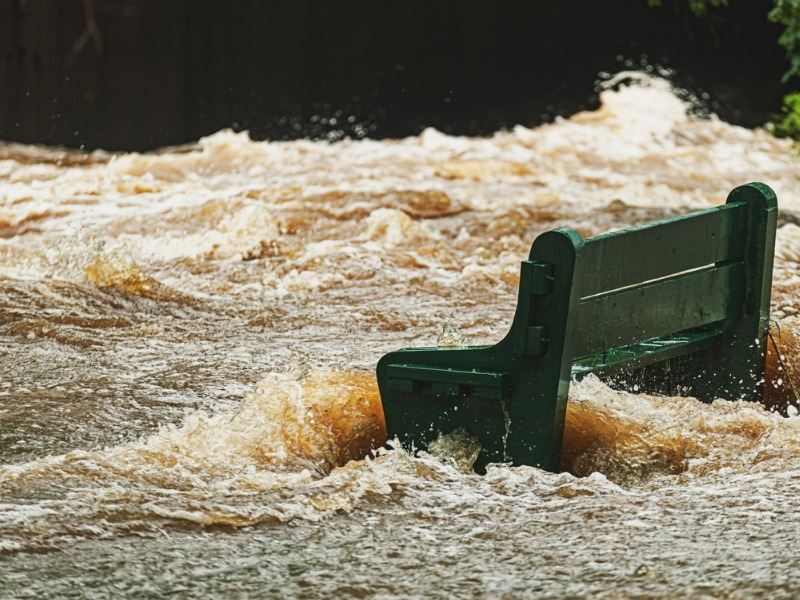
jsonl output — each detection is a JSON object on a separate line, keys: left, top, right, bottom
{"left": 377, "top": 183, "right": 777, "bottom": 472}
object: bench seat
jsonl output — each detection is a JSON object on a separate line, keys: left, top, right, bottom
{"left": 377, "top": 182, "right": 778, "bottom": 472}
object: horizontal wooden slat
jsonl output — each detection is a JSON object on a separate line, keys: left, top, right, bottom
{"left": 580, "top": 202, "right": 746, "bottom": 297}
{"left": 571, "top": 329, "right": 722, "bottom": 377}
{"left": 387, "top": 364, "right": 510, "bottom": 388}
{"left": 574, "top": 262, "right": 743, "bottom": 357}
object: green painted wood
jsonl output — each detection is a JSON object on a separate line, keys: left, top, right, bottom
{"left": 712, "top": 182, "right": 778, "bottom": 401}
{"left": 376, "top": 182, "right": 777, "bottom": 474}
{"left": 377, "top": 228, "right": 584, "bottom": 472}
{"left": 571, "top": 329, "right": 723, "bottom": 379}
{"left": 507, "top": 228, "right": 585, "bottom": 470}
{"left": 581, "top": 201, "right": 746, "bottom": 297}
{"left": 574, "top": 262, "right": 743, "bottom": 358}
{"left": 387, "top": 364, "right": 509, "bottom": 387}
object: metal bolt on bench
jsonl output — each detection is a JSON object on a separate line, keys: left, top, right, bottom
{"left": 376, "top": 182, "right": 778, "bottom": 472}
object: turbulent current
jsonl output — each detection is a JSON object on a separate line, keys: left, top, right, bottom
{"left": 3, "top": 76, "right": 800, "bottom": 598}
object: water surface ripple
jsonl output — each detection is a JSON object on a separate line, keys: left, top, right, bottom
{"left": 3, "top": 76, "right": 800, "bottom": 598}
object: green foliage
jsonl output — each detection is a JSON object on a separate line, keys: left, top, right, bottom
{"left": 769, "top": 92, "right": 800, "bottom": 141}
{"left": 645, "top": 0, "right": 728, "bottom": 17}
{"left": 688, "top": 0, "right": 728, "bottom": 16}
{"left": 647, "top": 0, "right": 800, "bottom": 84}
{"left": 765, "top": 1, "right": 800, "bottom": 140}
{"left": 769, "top": 0, "right": 800, "bottom": 82}
{"left": 647, "top": 0, "right": 800, "bottom": 141}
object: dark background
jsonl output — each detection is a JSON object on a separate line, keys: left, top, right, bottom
{"left": 0, "top": 0, "right": 794, "bottom": 151}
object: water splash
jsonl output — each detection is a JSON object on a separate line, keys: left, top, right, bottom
{"left": 437, "top": 322, "right": 471, "bottom": 347}
{"left": 3, "top": 71, "right": 800, "bottom": 595}
{"left": 561, "top": 374, "right": 800, "bottom": 486}
{"left": 427, "top": 428, "right": 482, "bottom": 472}
{"left": 0, "top": 369, "right": 388, "bottom": 551}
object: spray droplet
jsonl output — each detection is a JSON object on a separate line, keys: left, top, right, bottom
{"left": 437, "top": 322, "right": 470, "bottom": 347}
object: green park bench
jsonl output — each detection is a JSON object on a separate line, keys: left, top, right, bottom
{"left": 376, "top": 182, "right": 778, "bottom": 472}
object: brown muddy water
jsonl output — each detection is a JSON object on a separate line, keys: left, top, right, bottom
{"left": 4, "top": 74, "right": 800, "bottom": 598}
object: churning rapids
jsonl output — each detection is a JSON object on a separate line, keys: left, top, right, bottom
{"left": 4, "top": 75, "right": 800, "bottom": 598}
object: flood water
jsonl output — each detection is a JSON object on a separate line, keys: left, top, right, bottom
{"left": 4, "top": 74, "right": 800, "bottom": 598}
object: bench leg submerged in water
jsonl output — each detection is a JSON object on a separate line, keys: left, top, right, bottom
{"left": 376, "top": 182, "right": 778, "bottom": 473}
